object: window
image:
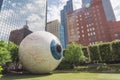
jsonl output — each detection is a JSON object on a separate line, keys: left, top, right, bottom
{"left": 76, "top": 20, "right": 79, "bottom": 22}
{"left": 81, "top": 26, "right": 83, "bottom": 28}
{"left": 77, "top": 23, "right": 79, "bottom": 26}
{"left": 86, "top": 25, "right": 89, "bottom": 27}
{"left": 88, "top": 33, "right": 90, "bottom": 36}
{"left": 89, "top": 38, "right": 91, "bottom": 41}
{"left": 114, "top": 33, "right": 119, "bottom": 37}
{"left": 87, "top": 29, "right": 89, "bottom": 32}
{"left": 82, "top": 34, "right": 85, "bottom": 37}
{"left": 80, "top": 18, "right": 82, "bottom": 21}
{"left": 90, "top": 28, "right": 92, "bottom": 31}
{"left": 82, "top": 30, "right": 84, "bottom": 33}
{"left": 91, "top": 33, "right": 93, "bottom": 36}
{"left": 93, "top": 32, "right": 96, "bottom": 35}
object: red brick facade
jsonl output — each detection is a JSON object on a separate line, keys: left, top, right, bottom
{"left": 108, "top": 21, "right": 120, "bottom": 41}
{"left": 66, "top": 0, "right": 112, "bottom": 46}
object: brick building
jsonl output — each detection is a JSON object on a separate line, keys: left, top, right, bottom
{"left": 9, "top": 24, "right": 32, "bottom": 45}
{"left": 66, "top": 0, "right": 113, "bottom": 46}
{"left": 108, "top": 21, "right": 120, "bottom": 40}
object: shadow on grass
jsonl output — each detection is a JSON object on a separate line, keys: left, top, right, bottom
{"left": 88, "top": 71, "right": 120, "bottom": 74}
{"left": 54, "top": 70, "right": 120, "bottom": 74}
{"left": 0, "top": 70, "right": 120, "bottom": 80}
{"left": 0, "top": 73, "right": 52, "bottom": 80}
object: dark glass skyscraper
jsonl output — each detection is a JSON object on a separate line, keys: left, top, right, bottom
{"left": 0, "top": 0, "right": 46, "bottom": 41}
{"left": 0, "top": 0, "right": 3, "bottom": 10}
{"left": 60, "top": 0, "right": 73, "bottom": 48}
{"left": 82, "top": 0, "right": 116, "bottom": 21}
{"left": 101, "top": 0, "right": 116, "bottom": 21}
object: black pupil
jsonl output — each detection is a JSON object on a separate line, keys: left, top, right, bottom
{"left": 56, "top": 44, "right": 62, "bottom": 53}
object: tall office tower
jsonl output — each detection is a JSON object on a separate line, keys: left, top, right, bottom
{"left": 0, "top": 0, "right": 46, "bottom": 41}
{"left": 82, "top": 0, "right": 116, "bottom": 21}
{"left": 101, "top": 0, "right": 116, "bottom": 21}
{"left": 59, "top": 24, "right": 65, "bottom": 49}
{"left": 60, "top": 0, "right": 73, "bottom": 48}
{"left": 46, "top": 20, "right": 60, "bottom": 39}
{"left": 46, "top": 20, "right": 65, "bottom": 49}
{"left": 0, "top": 0, "right": 3, "bottom": 10}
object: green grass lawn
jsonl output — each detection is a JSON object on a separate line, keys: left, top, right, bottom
{"left": 0, "top": 71, "right": 120, "bottom": 80}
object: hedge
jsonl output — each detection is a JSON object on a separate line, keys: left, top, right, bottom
{"left": 82, "top": 47, "right": 89, "bottom": 58}
{"left": 99, "top": 43, "right": 112, "bottom": 62}
{"left": 89, "top": 44, "right": 101, "bottom": 63}
{"left": 87, "top": 40, "right": 120, "bottom": 63}
{"left": 111, "top": 40, "right": 120, "bottom": 61}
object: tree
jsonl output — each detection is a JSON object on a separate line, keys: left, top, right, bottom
{"left": 8, "top": 42, "right": 19, "bottom": 70}
{"left": 0, "top": 41, "right": 11, "bottom": 65}
{"left": 0, "top": 40, "right": 8, "bottom": 48}
{"left": 0, "top": 66, "right": 3, "bottom": 73}
{"left": 0, "top": 47, "right": 11, "bottom": 65}
{"left": 63, "top": 42, "right": 87, "bottom": 66}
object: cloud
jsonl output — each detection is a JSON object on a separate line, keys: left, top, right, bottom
{"left": 0, "top": 0, "right": 46, "bottom": 32}
{"left": 47, "top": 0, "right": 82, "bottom": 22}
{"left": 0, "top": 0, "right": 47, "bottom": 41}
{"left": 47, "top": 0, "right": 120, "bottom": 22}
{"left": 73, "top": 0, "right": 82, "bottom": 9}
{"left": 110, "top": 0, "right": 120, "bottom": 21}
{"left": 47, "top": 5, "right": 60, "bottom": 22}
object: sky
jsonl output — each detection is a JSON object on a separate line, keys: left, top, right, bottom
{"left": 47, "top": 0, "right": 120, "bottom": 22}
{"left": 0, "top": 0, "right": 46, "bottom": 32}
{"left": 0, "top": 0, "right": 46, "bottom": 41}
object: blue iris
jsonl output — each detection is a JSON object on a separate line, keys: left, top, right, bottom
{"left": 50, "top": 40, "right": 62, "bottom": 60}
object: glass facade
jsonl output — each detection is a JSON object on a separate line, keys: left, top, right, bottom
{"left": 0, "top": 0, "right": 46, "bottom": 41}
{"left": 101, "top": 0, "right": 116, "bottom": 21}
{"left": 60, "top": 0, "right": 73, "bottom": 48}
{"left": 59, "top": 24, "right": 65, "bottom": 49}
{"left": 0, "top": 0, "right": 3, "bottom": 10}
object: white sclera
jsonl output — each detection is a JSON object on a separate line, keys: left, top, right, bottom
{"left": 19, "top": 31, "right": 63, "bottom": 74}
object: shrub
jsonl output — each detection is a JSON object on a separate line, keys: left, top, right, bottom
{"left": 64, "top": 42, "right": 87, "bottom": 66}
{"left": 99, "top": 42, "right": 112, "bottom": 62}
{"left": 56, "top": 60, "right": 74, "bottom": 70}
{"left": 0, "top": 66, "right": 3, "bottom": 73}
{"left": 82, "top": 47, "right": 89, "bottom": 59}
{"left": 89, "top": 44, "right": 101, "bottom": 63}
{"left": 0, "top": 47, "right": 11, "bottom": 65}
{"left": 111, "top": 40, "right": 120, "bottom": 62}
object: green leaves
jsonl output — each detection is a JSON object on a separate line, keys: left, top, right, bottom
{"left": 88, "top": 40, "right": 120, "bottom": 63}
{"left": 0, "top": 66, "right": 3, "bottom": 73}
{"left": 63, "top": 42, "right": 87, "bottom": 65}
{"left": 8, "top": 42, "right": 19, "bottom": 63}
{"left": 111, "top": 40, "right": 120, "bottom": 61}
{"left": 0, "top": 41, "right": 19, "bottom": 66}
{"left": 0, "top": 41, "right": 11, "bottom": 65}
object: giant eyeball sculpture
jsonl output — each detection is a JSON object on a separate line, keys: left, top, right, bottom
{"left": 19, "top": 31, "right": 63, "bottom": 74}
